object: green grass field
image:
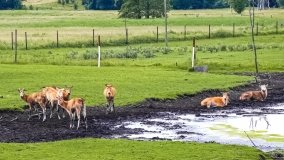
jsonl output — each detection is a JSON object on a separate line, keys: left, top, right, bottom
{"left": 0, "top": 6, "right": 284, "bottom": 159}
{"left": 0, "top": 138, "right": 272, "bottom": 160}
{"left": 0, "top": 64, "right": 252, "bottom": 110}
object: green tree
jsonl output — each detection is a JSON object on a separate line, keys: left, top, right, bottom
{"left": 85, "top": 0, "right": 115, "bottom": 9}
{"left": 115, "top": 0, "right": 123, "bottom": 9}
{"left": 119, "top": 0, "right": 170, "bottom": 19}
{"left": 229, "top": 0, "right": 247, "bottom": 14}
{"left": 277, "top": 0, "right": 284, "bottom": 7}
{"left": 0, "top": 0, "right": 22, "bottom": 9}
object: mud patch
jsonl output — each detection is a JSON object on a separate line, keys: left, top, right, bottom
{"left": 0, "top": 72, "right": 284, "bottom": 151}
{"left": 113, "top": 105, "right": 284, "bottom": 151}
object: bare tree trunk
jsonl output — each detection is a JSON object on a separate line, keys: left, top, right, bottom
{"left": 249, "top": 0, "right": 259, "bottom": 82}
{"left": 266, "top": 0, "right": 270, "bottom": 9}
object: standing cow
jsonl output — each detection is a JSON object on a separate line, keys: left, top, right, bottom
{"left": 103, "top": 84, "right": 116, "bottom": 114}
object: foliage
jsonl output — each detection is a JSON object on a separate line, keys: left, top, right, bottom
{"left": 172, "top": 0, "right": 230, "bottom": 9}
{"left": 229, "top": 0, "right": 247, "bottom": 14}
{"left": 85, "top": 0, "right": 115, "bottom": 10}
{"left": 0, "top": 0, "right": 22, "bottom": 9}
{"left": 119, "top": 0, "right": 171, "bottom": 19}
{"left": 277, "top": 0, "right": 284, "bottom": 7}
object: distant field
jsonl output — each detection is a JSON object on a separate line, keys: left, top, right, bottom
{"left": 0, "top": 9, "right": 283, "bottom": 49}
{"left": 23, "top": 0, "right": 57, "bottom": 5}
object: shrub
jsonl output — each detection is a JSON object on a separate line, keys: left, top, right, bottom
{"left": 212, "top": 30, "right": 232, "bottom": 38}
{"left": 66, "top": 51, "right": 78, "bottom": 59}
{"left": 82, "top": 50, "right": 97, "bottom": 60}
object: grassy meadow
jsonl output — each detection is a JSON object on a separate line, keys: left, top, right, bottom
{"left": 0, "top": 64, "right": 252, "bottom": 110}
{"left": 0, "top": 6, "right": 284, "bottom": 159}
{"left": 0, "top": 138, "right": 272, "bottom": 160}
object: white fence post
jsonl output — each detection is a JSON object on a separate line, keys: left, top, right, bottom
{"left": 98, "top": 35, "right": 101, "bottom": 68}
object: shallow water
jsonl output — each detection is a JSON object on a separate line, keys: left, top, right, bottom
{"left": 113, "top": 103, "right": 284, "bottom": 151}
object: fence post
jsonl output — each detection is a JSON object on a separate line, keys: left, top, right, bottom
{"left": 209, "top": 24, "right": 211, "bottom": 39}
{"left": 256, "top": 22, "right": 258, "bottom": 36}
{"left": 93, "top": 29, "right": 95, "bottom": 47}
{"left": 184, "top": 25, "right": 187, "bottom": 40}
{"left": 125, "top": 28, "right": 128, "bottom": 45}
{"left": 98, "top": 35, "right": 101, "bottom": 68}
{"left": 25, "top": 32, "right": 28, "bottom": 50}
{"left": 276, "top": 21, "right": 278, "bottom": 34}
{"left": 156, "top": 26, "right": 159, "bottom": 43}
{"left": 11, "top": 32, "right": 14, "bottom": 50}
{"left": 192, "top": 37, "right": 196, "bottom": 68}
{"left": 233, "top": 23, "right": 235, "bottom": 37}
{"left": 14, "top": 29, "right": 17, "bottom": 63}
{"left": 57, "top": 30, "right": 59, "bottom": 48}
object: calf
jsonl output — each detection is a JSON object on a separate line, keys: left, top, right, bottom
{"left": 239, "top": 84, "right": 268, "bottom": 101}
{"left": 201, "top": 92, "right": 229, "bottom": 108}
{"left": 103, "top": 84, "right": 116, "bottom": 113}
{"left": 18, "top": 88, "right": 47, "bottom": 121}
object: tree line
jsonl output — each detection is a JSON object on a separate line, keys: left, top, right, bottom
{"left": 83, "top": 0, "right": 280, "bottom": 10}
{"left": 1, "top": 0, "right": 283, "bottom": 12}
{"left": 0, "top": 0, "right": 22, "bottom": 9}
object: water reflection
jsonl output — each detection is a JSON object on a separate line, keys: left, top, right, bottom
{"left": 113, "top": 103, "right": 284, "bottom": 151}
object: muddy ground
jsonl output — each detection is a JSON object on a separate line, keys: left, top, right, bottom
{"left": 0, "top": 72, "right": 283, "bottom": 143}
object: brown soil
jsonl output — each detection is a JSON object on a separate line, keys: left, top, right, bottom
{"left": 0, "top": 72, "right": 283, "bottom": 143}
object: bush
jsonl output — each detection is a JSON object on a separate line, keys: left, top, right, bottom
{"left": 29, "top": 5, "right": 33, "bottom": 10}
{"left": 82, "top": 50, "right": 97, "bottom": 60}
{"left": 74, "top": 3, "right": 78, "bottom": 10}
{"left": 212, "top": 30, "right": 232, "bottom": 38}
{"left": 66, "top": 51, "right": 79, "bottom": 59}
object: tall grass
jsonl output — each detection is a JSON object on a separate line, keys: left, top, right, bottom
{"left": 0, "top": 10, "right": 283, "bottom": 49}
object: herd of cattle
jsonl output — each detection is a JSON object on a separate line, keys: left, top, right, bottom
{"left": 18, "top": 83, "right": 267, "bottom": 130}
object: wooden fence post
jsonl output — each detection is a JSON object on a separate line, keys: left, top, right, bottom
{"left": 233, "top": 23, "right": 235, "bottom": 37}
{"left": 184, "top": 25, "right": 187, "bottom": 40}
{"left": 11, "top": 32, "right": 14, "bottom": 50}
{"left": 25, "top": 32, "right": 28, "bottom": 50}
{"left": 57, "top": 30, "right": 59, "bottom": 48}
{"left": 209, "top": 24, "right": 211, "bottom": 39}
{"left": 93, "top": 29, "right": 95, "bottom": 47}
{"left": 125, "top": 28, "right": 128, "bottom": 45}
{"left": 256, "top": 22, "right": 258, "bottom": 36}
{"left": 14, "top": 29, "right": 17, "bottom": 63}
{"left": 156, "top": 26, "right": 159, "bottom": 43}
{"left": 276, "top": 21, "right": 278, "bottom": 34}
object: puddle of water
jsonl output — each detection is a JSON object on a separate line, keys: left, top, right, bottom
{"left": 113, "top": 103, "right": 284, "bottom": 151}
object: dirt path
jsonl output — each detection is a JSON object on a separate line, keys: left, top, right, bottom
{"left": 0, "top": 73, "right": 283, "bottom": 143}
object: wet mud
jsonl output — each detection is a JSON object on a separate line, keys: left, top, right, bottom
{"left": 0, "top": 72, "right": 284, "bottom": 143}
